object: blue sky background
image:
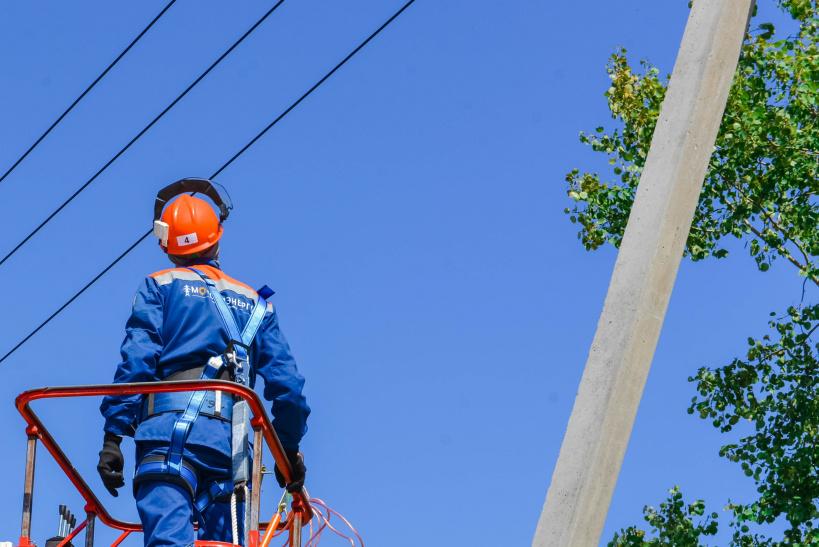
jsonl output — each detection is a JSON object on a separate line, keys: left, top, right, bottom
{"left": 0, "top": 1, "right": 810, "bottom": 545}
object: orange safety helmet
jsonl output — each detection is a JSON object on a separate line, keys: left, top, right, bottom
{"left": 153, "top": 178, "right": 232, "bottom": 256}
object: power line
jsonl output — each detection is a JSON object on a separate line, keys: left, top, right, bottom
{"left": 0, "top": 0, "right": 286, "bottom": 268}
{"left": 211, "top": 0, "right": 416, "bottom": 179}
{"left": 0, "top": 0, "right": 177, "bottom": 186}
{"left": 0, "top": 0, "right": 416, "bottom": 365}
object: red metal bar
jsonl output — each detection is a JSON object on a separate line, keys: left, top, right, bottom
{"left": 110, "top": 530, "right": 130, "bottom": 547}
{"left": 56, "top": 518, "right": 88, "bottom": 547}
{"left": 15, "top": 380, "right": 311, "bottom": 536}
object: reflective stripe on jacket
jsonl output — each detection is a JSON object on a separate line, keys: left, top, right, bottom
{"left": 99, "top": 263, "right": 309, "bottom": 453}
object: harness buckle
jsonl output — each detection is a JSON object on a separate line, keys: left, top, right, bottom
{"left": 225, "top": 340, "right": 251, "bottom": 384}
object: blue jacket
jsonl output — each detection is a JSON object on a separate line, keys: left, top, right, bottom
{"left": 100, "top": 262, "right": 309, "bottom": 454}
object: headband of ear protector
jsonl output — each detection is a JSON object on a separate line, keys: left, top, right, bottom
{"left": 152, "top": 178, "right": 233, "bottom": 247}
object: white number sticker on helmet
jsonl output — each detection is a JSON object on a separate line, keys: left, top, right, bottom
{"left": 177, "top": 232, "right": 199, "bottom": 246}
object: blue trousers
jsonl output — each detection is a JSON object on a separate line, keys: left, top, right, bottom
{"left": 135, "top": 442, "right": 245, "bottom": 547}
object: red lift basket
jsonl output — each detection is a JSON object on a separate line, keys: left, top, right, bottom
{"left": 15, "top": 380, "right": 312, "bottom": 547}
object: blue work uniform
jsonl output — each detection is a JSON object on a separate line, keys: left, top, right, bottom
{"left": 100, "top": 262, "right": 309, "bottom": 546}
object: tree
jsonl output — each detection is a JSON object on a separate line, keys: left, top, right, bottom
{"left": 608, "top": 487, "right": 719, "bottom": 546}
{"left": 564, "top": 1, "right": 818, "bottom": 544}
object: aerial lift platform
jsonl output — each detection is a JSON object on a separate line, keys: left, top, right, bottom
{"left": 13, "top": 379, "right": 360, "bottom": 547}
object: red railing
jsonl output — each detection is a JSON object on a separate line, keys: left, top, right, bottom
{"left": 15, "top": 380, "right": 311, "bottom": 547}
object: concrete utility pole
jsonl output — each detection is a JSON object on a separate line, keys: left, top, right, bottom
{"left": 532, "top": 1, "right": 754, "bottom": 546}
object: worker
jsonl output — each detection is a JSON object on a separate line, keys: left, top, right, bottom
{"left": 97, "top": 178, "right": 309, "bottom": 545}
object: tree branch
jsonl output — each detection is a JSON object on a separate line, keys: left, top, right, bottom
{"left": 725, "top": 178, "right": 817, "bottom": 286}
{"left": 742, "top": 219, "right": 819, "bottom": 287}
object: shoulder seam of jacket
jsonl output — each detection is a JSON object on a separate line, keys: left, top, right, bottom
{"left": 149, "top": 268, "right": 259, "bottom": 300}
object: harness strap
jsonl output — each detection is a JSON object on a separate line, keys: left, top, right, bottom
{"left": 157, "top": 268, "right": 267, "bottom": 483}
{"left": 143, "top": 366, "right": 233, "bottom": 421}
{"left": 135, "top": 456, "right": 232, "bottom": 516}
{"left": 143, "top": 390, "right": 233, "bottom": 421}
{"left": 242, "top": 296, "right": 267, "bottom": 348}
{"left": 165, "top": 357, "right": 225, "bottom": 473}
{"left": 134, "top": 455, "right": 199, "bottom": 498}
{"left": 188, "top": 268, "right": 267, "bottom": 344}
{"left": 187, "top": 268, "right": 267, "bottom": 547}
{"left": 195, "top": 479, "right": 233, "bottom": 513}
{"left": 134, "top": 268, "right": 269, "bottom": 544}
{"left": 188, "top": 267, "right": 267, "bottom": 385}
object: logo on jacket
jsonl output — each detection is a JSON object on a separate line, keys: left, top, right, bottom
{"left": 183, "top": 284, "right": 209, "bottom": 297}
{"left": 182, "top": 284, "right": 252, "bottom": 311}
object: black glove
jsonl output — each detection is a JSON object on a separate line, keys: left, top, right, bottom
{"left": 97, "top": 432, "right": 124, "bottom": 497}
{"left": 275, "top": 449, "right": 306, "bottom": 492}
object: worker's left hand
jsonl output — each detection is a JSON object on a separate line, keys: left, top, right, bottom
{"left": 275, "top": 449, "right": 306, "bottom": 492}
{"left": 97, "top": 432, "right": 125, "bottom": 496}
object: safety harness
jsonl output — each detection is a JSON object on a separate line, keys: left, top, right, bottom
{"left": 134, "top": 267, "right": 270, "bottom": 533}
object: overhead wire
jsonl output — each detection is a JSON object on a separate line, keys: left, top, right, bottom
{"left": 0, "top": 0, "right": 286, "bottom": 268}
{"left": 0, "top": 0, "right": 416, "bottom": 365}
{"left": 0, "top": 0, "right": 177, "bottom": 186}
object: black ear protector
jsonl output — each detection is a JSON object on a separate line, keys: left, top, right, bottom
{"left": 152, "top": 178, "right": 233, "bottom": 247}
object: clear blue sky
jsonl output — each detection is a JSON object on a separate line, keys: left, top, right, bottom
{"left": 0, "top": 1, "right": 808, "bottom": 545}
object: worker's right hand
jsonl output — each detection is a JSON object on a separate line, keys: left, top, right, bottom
{"left": 97, "top": 432, "right": 125, "bottom": 497}
{"left": 275, "top": 449, "right": 306, "bottom": 492}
